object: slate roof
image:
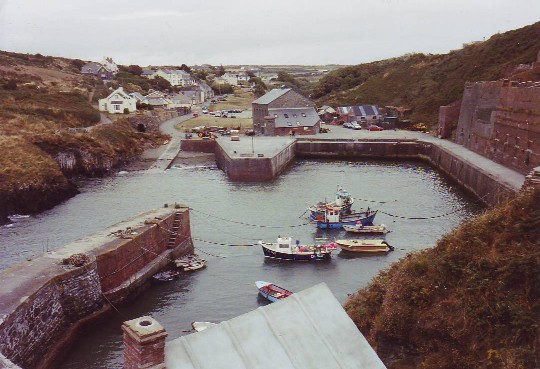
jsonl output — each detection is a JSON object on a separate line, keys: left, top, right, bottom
{"left": 252, "top": 88, "right": 292, "bottom": 105}
{"left": 81, "top": 62, "right": 103, "bottom": 74}
{"left": 337, "top": 105, "right": 381, "bottom": 116}
{"left": 164, "top": 283, "right": 386, "bottom": 369}
{"left": 267, "top": 107, "right": 320, "bottom": 128}
{"left": 129, "top": 92, "right": 145, "bottom": 102}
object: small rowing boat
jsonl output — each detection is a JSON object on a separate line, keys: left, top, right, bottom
{"left": 342, "top": 223, "right": 389, "bottom": 234}
{"left": 152, "top": 269, "right": 180, "bottom": 282}
{"left": 256, "top": 281, "right": 293, "bottom": 303}
{"left": 336, "top": 239, "right": 394, "bottom": 253}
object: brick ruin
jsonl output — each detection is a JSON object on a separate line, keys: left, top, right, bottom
{"left": 438, "top": 50, "right": 540, "bottom": 174}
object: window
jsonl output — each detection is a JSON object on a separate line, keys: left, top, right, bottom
{"left": 284, "top": 114, "right": 289, "bottom": 118}
{"left": 114, "top": 105, "right": 120, "bottom": 111}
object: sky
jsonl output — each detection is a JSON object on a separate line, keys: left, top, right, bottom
{"left": 0, "top": 0, "right": 538, "bottom": 67}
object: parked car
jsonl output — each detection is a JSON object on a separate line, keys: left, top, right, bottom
{"left": 192, "top": 112, "right": 199, "bottom": 118}
{"left": 350, "top": 122, "right": 362, "bottom": 130}
{"left": 367, "top": 124, "right": 384, "bottom": 131}
{"left": 215, "top": 111, "right": 222, "bottom": 117}
{"left": 245, "top": 129, "right": 255, "bottom": 136}
{"left": 343, "top": 122, "right": 353, "bottom": 129}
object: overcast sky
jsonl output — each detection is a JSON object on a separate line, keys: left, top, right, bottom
{"left": 0, "top": 0, "right": 538, "bottom": 66}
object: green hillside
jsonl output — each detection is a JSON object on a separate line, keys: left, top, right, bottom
{"left": 345, "top": 188, "right": 540, "bottom": 368}
{"left": 311, "top": 22, "right": 540, "bottom": 124}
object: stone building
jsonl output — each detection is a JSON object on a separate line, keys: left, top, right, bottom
{"left": 252, "top": 88, "right": 319, "bottom": 136}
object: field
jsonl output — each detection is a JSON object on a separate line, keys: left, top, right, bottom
{"left": 176, "top": 88, "right": 254, "bottom": 132}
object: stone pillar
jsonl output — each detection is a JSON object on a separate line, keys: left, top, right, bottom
{"left": 122, "top": 316, "right": 168, "bottom": 369}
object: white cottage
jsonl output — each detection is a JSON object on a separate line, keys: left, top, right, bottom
{"left": 98, "top": 87, "right": 137, "bottom": 114}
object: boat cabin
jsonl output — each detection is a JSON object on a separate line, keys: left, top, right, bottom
{"left": 324, "top": 206, "right": 342, "bottom": 223}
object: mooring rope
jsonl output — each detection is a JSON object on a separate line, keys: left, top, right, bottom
{"left": 189, "top": 208, "right": 312, "bottom": 228}
{"left": 378, "top": 207, "right": 464, "bottom": 220}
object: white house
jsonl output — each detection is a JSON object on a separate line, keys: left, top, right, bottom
{"left": 100, "top": 57, "right": 119, "bottom": 74}
{"left": 217, "top": 72, "right": 239, "bottom": 86}
{"left": 153, "top": 69, "right": 196, "bottom": 87}
{"left": 98, "top": 87, "right": 136, "bottom": 114}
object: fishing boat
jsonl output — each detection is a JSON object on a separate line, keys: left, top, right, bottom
{"left": 342, "top": 223, "right": 389, "bottom": 234}
{"left": 308, "top": 185, "right": 355, "bottom": 220}
{"left": 314, "top": 206, "right": 378, "bottom": 229}
{"left": 259, "top": 236, "right": 332, "bottom": 261}
{"left": 175, "top": 254, "right": 207, "bottom": 271}
{"left": 152, "top": 269, "right": 181, "bottom": 282}
{"left": 336, "top": 239, "right": 394, "bottom": 253}
{"left": 256, "top": 281, "right": 293, "bottom": 303}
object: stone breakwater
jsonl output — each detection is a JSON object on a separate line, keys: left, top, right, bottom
{"left": 0, "top": 206, "right": 193, "bottom": 369}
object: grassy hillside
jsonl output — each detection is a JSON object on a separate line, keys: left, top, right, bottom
{"left": 0, "top": 51, "right": 166, "bottom": 222}
{"left": 311, "top": 22, "right": 540, "bottom": 124}
{"left": 344, "top": 189, "right": 539, "bottom": 369}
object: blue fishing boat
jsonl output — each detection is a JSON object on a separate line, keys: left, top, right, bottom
{"left": 315, "top": 206, "right": 378, "bottom": 229}
{"left": 256, "top": 281, "right": 293, "bottom": 303}
{"left": 308, "top": 186, "right": 355, "bottom": 221}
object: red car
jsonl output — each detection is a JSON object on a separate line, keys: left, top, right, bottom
{"left": 367, "top": 124, "right": 383, "bottom": 131}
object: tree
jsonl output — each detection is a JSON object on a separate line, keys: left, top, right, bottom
{"left": 216, "top": 65, "right": 226, "bottom": 77}
{"left": 127, "top": 65, "right": 143, "bottom": 76}
{"left": 210, "top": 82, "right": 233, "bottom": 95}
{"left": 179, "top": 64, "right": 191, "bottom": 73}
{"left": 277, "top": 71, "right": 300, "bottom": 88}
{"left": 3, "top": 80, "right": 17, "bottom": 90}
{"left": 151, "top": 76, "right": 172, "bottom": 91}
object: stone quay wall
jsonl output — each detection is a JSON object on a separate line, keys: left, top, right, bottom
{"left": 0, "top": 206, "right": 193, "bottom": 369}
{"left": 296, "top": 139, "right": 516, "bottom": 206}
{"left": 215, "top": 139, "right": 296, "bottom": 181}
{"left": 180, "top": 138, "right": 217, "bottom": 153}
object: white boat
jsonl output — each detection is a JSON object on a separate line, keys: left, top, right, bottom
{"left": 175, "top": 254, "right": 207, "bottom": 271}
{"left": 259, "top": 237, "right": 332, "bottom": 261}
{"left": 184, "top": 260, "right": 207, "bottom": 271}
{"left": 336, "top": 239, "right": 394, "bottom": 253}
{"left": 192, "top": 321, "right": 217, "bottom": 332}
{"left": 342, "top": 224, "right": 389, "bottom": 234}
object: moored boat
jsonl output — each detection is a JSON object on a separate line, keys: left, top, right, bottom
{"left": 259, "top": 236, "right": 332, "bottom": 261}
{"left": 184, "top": 260, "right": 207, "bottom": 271}
{"left": 315, "top": 206, "right": 378, "bottom": 229}
{"left": 175, "top": 254, "right": 207, "bottom": 271}
{"left": 336, "top": 239, "right": 394, "bottom": 253}
{"left": 308, "top": 186, "right": 355, "bottom": 219}
{"left": 152, "top": 269, "right": 181, "bottom": 282}
{"left": 342, "top": 223, "right": 389, "bottom": 234}
{"left": 256, "top": 281, "right": 293, "bottom": 303}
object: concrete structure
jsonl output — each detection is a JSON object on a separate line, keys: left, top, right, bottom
{"left": 252, "top": 88, "right": 316, "bottom": 136}
{"left": 454, "top": 79, "right": 540, "bottom": 174}
{"left": 145, "top": 69, "right": 196, "bottom": 87}
{"left": 123, "top": 316, "right": 167, "bottom": 369}
{"left": 437, "top": 100, "right": 461, "bottom": 139}
{"left": 123, "top": 283, "right": 386, "bottom": 369}
{"left": 0, "top": 206, "right": 193, "bottom": 369}
{"left": 98, "top": 87, "right": 137, "bottom": 114}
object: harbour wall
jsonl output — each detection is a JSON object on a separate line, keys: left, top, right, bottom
{"left": 214, "top": 139, "right": 296, "bottom": 181}
{"left": 295, "top": 139, "right": 517, "bottom": 206}
{"left": 0, "top": 206, "right": 194, "bottom": 369}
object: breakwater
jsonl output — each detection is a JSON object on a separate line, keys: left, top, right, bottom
{"left": 295, "top": 139, "right": 519, "bottom": 206}
{"left": 0, "top": 205, "right": 193, "bottom": 369}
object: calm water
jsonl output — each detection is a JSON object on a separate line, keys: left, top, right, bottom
{"left": 0, "top": 159, "right": 483, "bottom": 368}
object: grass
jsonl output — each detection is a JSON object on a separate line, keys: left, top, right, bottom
{"left": 176, "top": 115, "right": 252, "bottom": 132}
{"left": 211, "top": 89, "right": 254, "bottom": 111}
{"left": 344, "top": 189, "right": 540, "bottom": 369}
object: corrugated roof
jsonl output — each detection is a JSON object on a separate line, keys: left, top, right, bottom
{"left": 252, "top": 88, "right": 291, "bottom": 105}
{"left": 165, "top": 283, "right": 386, "bottom": 369}
{"left": 268, "top": 108, "right": 320, "bottom": 128}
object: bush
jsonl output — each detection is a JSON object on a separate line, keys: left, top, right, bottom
{"left": 123, "top": 108, "right": 129, "bottom": 114}
{"left": 3, "top": 80, "right": 17, "bottom": 90}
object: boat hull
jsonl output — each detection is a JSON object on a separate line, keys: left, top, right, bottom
{"left": 256, "top": 281, "right": 293, "bottom": 303}
{"left": 261, "top": 244, "right": 331, "bottom": 261}
{"left": 342, "top": 224, "right": 389, "bottom": 234}
{"left": 316, "top": 211, "right": 377, "bottom": 229}
{"left": 336, "top": 239, "right": 393, "bottom": 253}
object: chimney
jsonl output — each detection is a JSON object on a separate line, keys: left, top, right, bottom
{"left": 122, "top": 316, "right": 168, "bottom": 369}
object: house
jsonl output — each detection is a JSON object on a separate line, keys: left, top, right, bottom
{"left": 80, "top": 62, "right": 113, "bottom": 80}
{"left": 98, "top": 87, "right": 136, "bottom": 114}
{"left": 141, "top": 69, "right": 157, "bottom": 78}
{"left": 122, "top": 283, "right": 386, "bottom": 369}
{"left": 318, "top": 105, "right": 336, "bottom": 122}
{"left": 252, "top": 88, "right": 319, "bottom": 136}
{"left": 101, "top": 57, "right": 119, "bottom": 74}
{"left": 151, "top": 69, "right": 196, "bottom": 87}
{"left": 198, "top": 82, "right": 214, "bottom": 102}
{"left": 217, "top": 72, "right": 239, "bottom": 86}
{"left": 337, "top": 105, "right": 382, "bottom": 125}
{"left": 179, "top": 90, "right": 201, "bottom": 105}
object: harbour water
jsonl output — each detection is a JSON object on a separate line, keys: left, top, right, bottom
{"left": 0, "top": 159, "right": 483, "bottom": 368}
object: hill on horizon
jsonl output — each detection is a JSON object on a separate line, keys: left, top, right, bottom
{"left": 310, "top": 22, "right": 540, "bottom": 125}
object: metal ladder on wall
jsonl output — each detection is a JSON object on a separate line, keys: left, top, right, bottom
{"left": 167, "top": 211, "right": 182, "bottom": 249}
